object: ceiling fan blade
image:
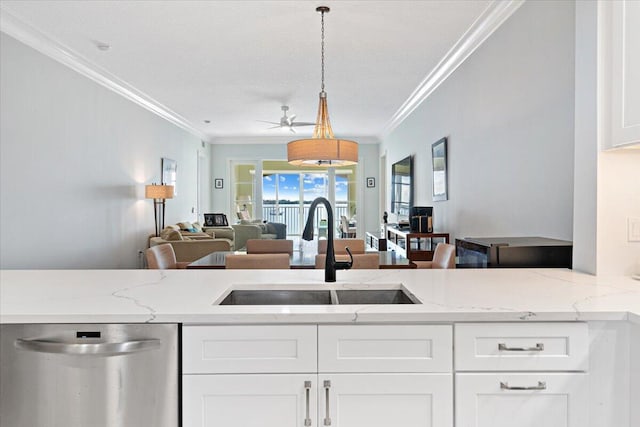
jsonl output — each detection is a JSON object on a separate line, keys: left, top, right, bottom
{"left": 266, "top": 125, "right": 282, "bottom": 129}
{"left": 290, "top": 122, "right": 316, "bottom": 127}
{"left": 289, "top": 114, "right": 296, "bottom": 122}
{"left": 290, "top": 127, "right": 296, "bottom": 134}
{"left": 257, "top": 120, "right": 282, "bottom": 125}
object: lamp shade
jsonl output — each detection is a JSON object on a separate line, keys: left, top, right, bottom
{"left": 287, "top": 138, "right": 358, "bottom": 167}
{"left": 145, "top": 184, "right": 174, "bottom": 199}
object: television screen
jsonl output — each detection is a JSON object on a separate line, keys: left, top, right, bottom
{"left": 391, "top": 155, "right": 413, "bottom": 218}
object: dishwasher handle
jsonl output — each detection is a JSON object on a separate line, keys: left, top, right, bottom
{"left": 15, "top": 338, "right": 161, "bottom": 356}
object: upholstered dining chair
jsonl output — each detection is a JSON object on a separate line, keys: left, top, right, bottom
{"left": 225, "top": 253, "right": 290, "bottom": 269}
{"left": 145, "top": 243, "right": 190, "bottom": 269}
{"left": 318, "top": 238, "right": 365, "bottom": 255}
{"left": 413, "top": 243, "right": 456, "bottom": 269}
{"left": 315, "top": 253, "right": 379, "bottom": 269}
{"left": 246, "top": 239, "right": 294, "bottom": 255}
{"left": 339, "top": 216, "right": 356, "bottom": 238}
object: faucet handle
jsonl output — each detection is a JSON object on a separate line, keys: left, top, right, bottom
{"left": 334, "top": 247, "right": 354, "bottom": 270}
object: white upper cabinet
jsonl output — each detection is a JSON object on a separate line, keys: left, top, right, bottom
{"left": 602, "top": 0, "right": 640, "bottom": 149}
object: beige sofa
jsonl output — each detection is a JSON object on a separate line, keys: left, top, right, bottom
{"left": 149, "top": 222, "right": 233, "bottom": 262}
{"left": 149, "top": 237, "right": 231, "bottom": 263}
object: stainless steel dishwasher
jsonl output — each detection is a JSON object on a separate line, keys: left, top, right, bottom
{"left": 0, "top": 323, "right": 178, "bottom": 427}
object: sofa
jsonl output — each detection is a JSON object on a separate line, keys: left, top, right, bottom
{"left": 232, "top": 220, "right": 287, "bottom": 250}
{"left": 149, "top": 222, "right": 233, "bottom": 263}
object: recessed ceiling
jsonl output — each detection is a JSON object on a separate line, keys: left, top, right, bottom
{"left": 1, "top": 0, "right": 495, "bottom": 141}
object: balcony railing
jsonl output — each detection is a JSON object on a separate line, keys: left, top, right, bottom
{"left": 263, "top": 203, "right": 350, "bottom": 236}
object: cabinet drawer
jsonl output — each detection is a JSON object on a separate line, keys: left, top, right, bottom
{"left": 455, "top": 373, "right": 588, "bottom": 427}
{"left": 318, "top": 324, "right": 452, "bottom": 373}
{"left": 183, "top": 325, "right": 317, "bottom": 374}
{"left": 455, "top": 323, "right": 588, "bottom": 371}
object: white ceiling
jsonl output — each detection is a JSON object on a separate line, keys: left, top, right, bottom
{"left": 1, "top": 0, "right": 494, "bottom": 141}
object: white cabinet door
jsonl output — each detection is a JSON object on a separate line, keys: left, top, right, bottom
{"left": 602, "top": 0, "right": 640, "bottom": 149}
{"left": 319, "top": 374, "right": 453, "bottom": 427}
{"left": 183, "top": 374, "right": 316, "bottom": 427}
{"left": 456, "top": 373, "right": 588, "bottom": 427}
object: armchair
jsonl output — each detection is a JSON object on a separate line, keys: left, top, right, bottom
{"left": 232, "top": 220, "right": 286, "bottom": 251}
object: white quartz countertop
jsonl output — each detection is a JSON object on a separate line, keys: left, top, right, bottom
{"left": 1, "top": 269, "right": 639, "bottom": 324}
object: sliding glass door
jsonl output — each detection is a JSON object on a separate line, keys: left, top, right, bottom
{"left": 262, "top": 168, "right": 354, "bottom": 236}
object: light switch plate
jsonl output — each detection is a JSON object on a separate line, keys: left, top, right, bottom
{"left": 629, "top": 217, "right": 640, "bottom": 242}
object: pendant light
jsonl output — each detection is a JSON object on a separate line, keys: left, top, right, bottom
{"left": 287, "top": 6, "right": 358, "bottom": 167}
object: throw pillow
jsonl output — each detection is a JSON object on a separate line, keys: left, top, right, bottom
{"left": 187, "top": 227, "right": 197, "bottom": 233}
{"left": 192, "top": 222, "right": 203, "bottom": 232}
{"left": 178, "top": 221, "right": 193, "bottom": 230}
{"left": 165, "top": 230, "right": 183, "bottom": 241}
{"left": 160, "top": 226, "right": 176, "bottom": 240}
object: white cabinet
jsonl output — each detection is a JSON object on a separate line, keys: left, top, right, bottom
{"left": 183, "top": 374, "right": 316, "bottom": 427}
{"left": 182, "top": 322, "right": 594, "bottom": 427}
{"left": 454, "top": 323, "right": 589, "bottom": 427}
{"left": 183, "top": 325, "right": 317, "bottom": 374}
{"left": 183, "top": 324, "right": 453, "bottom": 427}
{"left": 455, "top": 322, "right": 589, "bottom": 371}
{"left": 319, "top": 373, "right": 452, "bottom": 427}
{"left": 456, "top": 373, "right": 588, "bottom": 427}
{"left": 318, "top": 324, "right": 452, "bottom": 373}
{"left": 601, "top": 0, "right": 640, "bottom": 149}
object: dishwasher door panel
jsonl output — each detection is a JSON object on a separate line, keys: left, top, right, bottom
{"left": 0, "top": 323, "right": 178, "bottom": 427}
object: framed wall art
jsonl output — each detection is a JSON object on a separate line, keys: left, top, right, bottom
{"left": 214, "top": 178, "right": 224, "bottom": 189}
{"left": 431, "top": 137, "right": 448, "bottom": 201}
{"left": 161, "top": 158, "right": 177, "bottom": 195}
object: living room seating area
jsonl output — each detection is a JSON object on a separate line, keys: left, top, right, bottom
{"left": 149, "top": 222, "right": 233, "bottom": 263}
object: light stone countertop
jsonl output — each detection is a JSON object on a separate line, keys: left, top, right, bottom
{"left": 1, "top": 269, "right": 639, "bottom": 324}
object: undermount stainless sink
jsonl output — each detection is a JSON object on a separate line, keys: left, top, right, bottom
{"left": 219, "top": 290, "right": 333, "bottom": 305}
{"left": 217, "top": 287, "right": 420, "bottom": 305}
{"left": 335, "top": 289, "right": 417, "bottom": 305}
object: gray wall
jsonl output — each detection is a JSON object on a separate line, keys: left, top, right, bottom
{"left": 0, "top": 33, "right": 207, "bottom": 269}
{"left": 381, "top": 1, "right": 575, "bottom": 243}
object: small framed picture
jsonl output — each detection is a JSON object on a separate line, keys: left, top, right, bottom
{"left": 366, "top": 177, "right": 376, "bottom": 188}
{"left": 214, "top": 178, "right": 224, "bottom": 189}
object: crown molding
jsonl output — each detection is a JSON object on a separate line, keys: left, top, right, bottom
{"left": 0, "top": 6, "right": 208, "bottom": 142}
{"left": 210, "top": 135, "right": 380, "bottom": 145}
{"left": 381, "top": 0, "right": 525, "bottom": 138}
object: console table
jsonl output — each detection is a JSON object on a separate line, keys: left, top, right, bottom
{"left": 365, "top": 232, "right": 387, "bottom": 251}
{"left": 386, "top": 227, "right": 449, "bottom": 262}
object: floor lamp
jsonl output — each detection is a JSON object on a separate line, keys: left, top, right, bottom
{"left": 145, "top": 184, "right": 174, "bottom": 237}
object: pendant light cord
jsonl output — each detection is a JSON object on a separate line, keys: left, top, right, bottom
{"left": 320, "top": 9, "right": 325, "bottom": 93}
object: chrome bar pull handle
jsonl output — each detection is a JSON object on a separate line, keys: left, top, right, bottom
{"left": 500, "top": 381, "right": 547, "bottom": 391}
{"left": 15, "top": 338, "right": 161, "bottom": 356}
{"left": 304, "top": 381, "right": 312, "bottom": 426}
{"left": 498, "top": 342, "right": 544, "bottom": 352}
{"left": 323, "top": 380, "right": 332, "bottom": 426}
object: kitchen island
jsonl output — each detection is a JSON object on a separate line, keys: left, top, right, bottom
{"left": 1, "top": 268, "right": 638, "bottom": 324}
{"left": 1, "top": 268, "right": 639, "bottom": 427}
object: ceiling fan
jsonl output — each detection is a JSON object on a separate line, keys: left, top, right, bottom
{"left": 258, "top": 106, "right": 315, "bottom": 133}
